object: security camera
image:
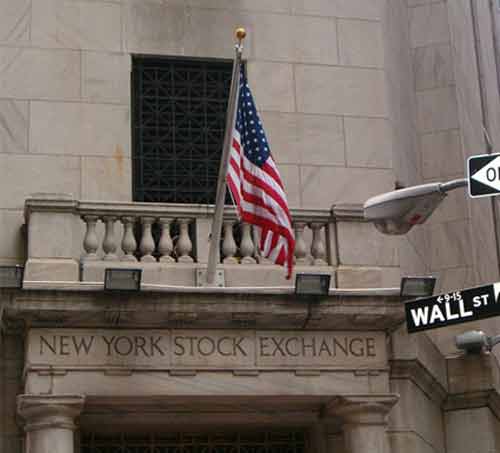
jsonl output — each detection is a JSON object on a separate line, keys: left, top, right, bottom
{"left": 455, "top": 330, "right": 489, "bottom": 354}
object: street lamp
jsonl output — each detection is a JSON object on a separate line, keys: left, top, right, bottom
{"left": 455, "top": 330, "right": 500, "bottom": 353}
{"left": 363, "top": 178, "right": 467, "bottom": 235}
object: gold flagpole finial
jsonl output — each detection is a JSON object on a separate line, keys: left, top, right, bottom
{"left": 235, "top": 27, "right": 247, "bottom": 43}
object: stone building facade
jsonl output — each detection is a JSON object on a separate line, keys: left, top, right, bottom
{"left": 1, "top": 0, "right": 500, "bottom": 452}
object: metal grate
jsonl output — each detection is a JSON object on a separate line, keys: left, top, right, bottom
{"left": 81, "top": 431, "right": 308, "bottom": 453}
{"left": 132, "top": 56, "right": 233, "bottom": 204}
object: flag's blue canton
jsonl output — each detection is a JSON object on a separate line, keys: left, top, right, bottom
{"left": 235, "top": 69, "right": 270, "bottom": 168}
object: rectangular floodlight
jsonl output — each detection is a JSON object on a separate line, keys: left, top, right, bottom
{"left": 295, "top": 273, "right": 331, "bottom": 297}
{"left": 400, "top": 276, "right": 436, "bottom": 298}
{"left": 0, "top": 265, "right": 24, "bottom": 289}
{"left": 104, "top": 268, "right": 142, "bottom": 292}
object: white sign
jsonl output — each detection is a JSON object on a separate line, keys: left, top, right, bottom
{"left": 468, "top": 153, "right": 500, "bottom": 198}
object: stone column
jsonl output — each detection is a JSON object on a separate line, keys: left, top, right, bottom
{"left": 17, "top": 394, "right": 84, "bottom": 453}
{"left": 333, "top": 395, "right": 398, "bottom": 453}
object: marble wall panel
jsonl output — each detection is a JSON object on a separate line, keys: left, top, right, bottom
{"left": 81, "top": 156, "right": 132, "bottom": 202}
{"left": 275, "top": 164, "right": 301, "bottom": 208}
{"left": 413, "top": 44, "right": 454, "bottom": 91}
{"left": 389, "top": 380, "right": 446, "bottom": 452}
{"left": 425, "top": 189, "right": 468, "bottom": 226}
{"left": 336, "top": 266, "right": 401, "bottom": 288}
{"left": 0, "top": 100, "right": 28, "bottom": 154}
{"left": 338, "top": 19, "right": 384, "bottom": 68}
{"left": 295, "top": 65, "right": 388, "bottom": 117}
{"left": 344, "top": 117, "right": 392, "bottom": 169}
{"left": 291, "top": 0, "right": 384, "bottom": 20}
{"left": 0, "top": 210, "right": 25, "bottom": 262}
{"left": 82, "top": 52, "right": 131, "bottom": 104}
{"left": 0, "top": 154, "right": 80, "bottom": 209}
{"left": 238, "top": 14, "right": 337, "bottom": 64}
{"left": 0, "top": 0, "right": 30, "bottom": 43}
{"left": 446, "top": 408, "right": 498, "bottom": 453}
{"left": 0, "top": 47, "right": 80, "bottom": 101}
{"left": 421, "top": 130, "right": 463, "bottom": 179}
{"left": 247, "top": 62, "right": 295, "bottom": 113}
{"left": 183, "top": 9, "right": 253, "bottom": 60}
{"left": 382, "top": 0, "right": 421, "bottom": 187}
{"left": 388, "top": 432, "right": 438, "bottom": 453}
{"left": 427, "top": 219, "right": 472, "bottom": 271}
{"left": 261, "top": 112, "right": 344, "bottom": 166}
{"left": 431, "top": 266, "right": 475, "bottom": 294}
{"left": 30, "top": 101, "right": 130, "bottom": 157}
{"left": 187, "top": 0, "right": 290, "bottom": 13}
{"left": 301, "top": 166, "right": 394, "bottom": 207}
{"left": 337, "top": 221, "right": 400, "bottom": 266}
{"left": 416, "top": 86, "right": 459, "bottom": 133}
{"left": 124, "top": 1, "right": 186, "bottom": 55}
{"left": 31, "top": 0, "right": 121, "bottom": 51}
{"left": 398, "top": 227, "right": 429, "bottom": 277}
{"left": 409, "top": 2, "right": 450, "bottom": 48}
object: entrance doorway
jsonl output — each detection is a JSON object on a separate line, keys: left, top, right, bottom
{"left": 80, "top": 431, "right": 308, "bottom": 453}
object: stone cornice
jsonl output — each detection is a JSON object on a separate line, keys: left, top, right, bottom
{"left": 444, "top": 390, "right": 500, "bottom": 419}
{"left": 390, "top": 359, "right": 447, "bottom": 405}
{"left": 3, "top": 289, "right": 404, "bottom": 331}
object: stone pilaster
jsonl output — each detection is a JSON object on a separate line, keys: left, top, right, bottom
{"left": 17, "top": 394, "right": 84, "bottom": 453}
{"left": 332, "top": 395, "right": 398, "bottom": 453}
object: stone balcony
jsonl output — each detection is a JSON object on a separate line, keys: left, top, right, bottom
{"left": 22, "top": 193, "right": 401, "bottom": 290}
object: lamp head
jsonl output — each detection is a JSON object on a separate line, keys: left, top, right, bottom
{"left": 364, "top": 183, "right": 446, "bottom": 235}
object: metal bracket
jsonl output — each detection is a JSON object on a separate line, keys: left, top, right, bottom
{"left": 196, "top": 268, "right": 225, "bottom": 287}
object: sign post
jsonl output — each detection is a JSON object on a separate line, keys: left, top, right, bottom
{"left": 406, "top": 282, "right": 500, "bottom": 333}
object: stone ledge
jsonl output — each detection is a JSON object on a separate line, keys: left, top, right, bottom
{"left": 443, "top": 390, "right": 500, "bottom": 419}
{"left": 390, "top": 359, "right": 447, "bottom": 405}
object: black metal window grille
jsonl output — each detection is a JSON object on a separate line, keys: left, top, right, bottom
{"left": 80, "top": 430, "right": 308, "bottom": 453}
{"left": 132, "top": 56, "right": 234, "bottom": 204}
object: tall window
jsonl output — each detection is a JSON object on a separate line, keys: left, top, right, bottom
{"left": 132, "top": 56, "right": 233, "bottom": 204}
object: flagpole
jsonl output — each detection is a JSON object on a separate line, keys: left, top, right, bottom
{"left": 206, "top": 28, "right": 246, "bottom": 285}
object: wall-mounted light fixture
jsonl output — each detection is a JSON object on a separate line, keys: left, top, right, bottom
{"left": 295, "top": 273, "right": 331, "bottom": 297}
{"left": 400, "top": 276, "right": 436, "bottom": 298}
{"left": 0, "top": 265, "right": 24, "bottom": 289}
{"left": 104, "top": 268, "right": 142, "bottom": 292}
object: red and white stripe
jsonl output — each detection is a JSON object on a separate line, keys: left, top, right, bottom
{"left": 227, "top": 130, "right": 295, "bottom": 278}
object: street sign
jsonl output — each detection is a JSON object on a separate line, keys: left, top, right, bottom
{"left": 468, "top": 153, "right": 500, "bottom": 198}
{"left": 406, "top": 282, "right": 500, "bottom": 333}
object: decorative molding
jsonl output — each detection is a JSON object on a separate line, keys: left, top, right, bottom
{"left": 331, "top": 204, "right": 365, "bottom": 221}
{"left": 324, "top": 394, "right": 399, "bottom": 424}
{"left": 444, "top": 390, "right": 500, "bottom": 419}
{"left": 17, "top": 394, "right": 85, "bottom": 432}
{"left": 390, "top": 359, "right": 447, "bottom": 405}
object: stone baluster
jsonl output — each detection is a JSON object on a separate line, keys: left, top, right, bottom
{"left": 310, "top": 222, "right": 327, "bottom": 265}
{"left": 18, "top": 394, "right": 85, "bottom": 453}
{"left": 240, "top": 222, "right": 256, "bottom": 264}
{"left": 222, "top": 220, "right": 238, "bottom": 264}
{"left": 176, "top": 218, "right": 193, "bottom": 263}
{"left": 293, "top": 221, "right": 309, "bottom": 265}
{"left": 158, "top": 217, "right": 175, "bottom": 263}
{"left": 82, "top": 215, "right": 99, "bottom": 261}
{"left": 140, "top": 216, "right": 156, "bottom": 262}
{"left": 102, "top": 216, "right": 118, "bottom": 261}
{"left": 121, "top": 216, "right": 137, "bottom": 262}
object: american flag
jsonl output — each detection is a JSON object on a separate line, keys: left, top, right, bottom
{"left": 226, "top": 67, "right": 295, "bottom": 278}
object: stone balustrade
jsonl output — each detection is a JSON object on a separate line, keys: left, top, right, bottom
{"left": 24, "top": 194, "right": 350, "bottom": 287}
{"left": 77, "top": 201, "right": 332, "bottom": 267}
